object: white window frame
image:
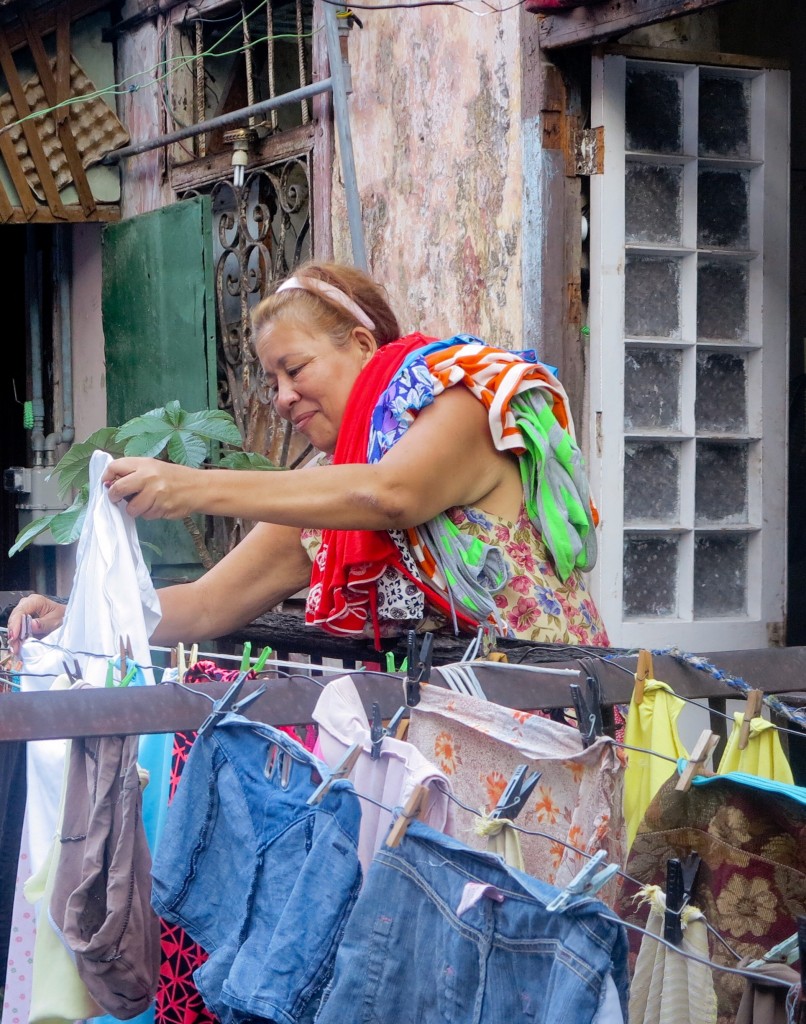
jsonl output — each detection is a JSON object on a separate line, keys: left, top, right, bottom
{"left": 588, "top": 55, "right": 789, "bottom": 650}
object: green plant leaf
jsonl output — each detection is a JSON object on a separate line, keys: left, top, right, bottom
{"left": 121, "top": 431, "right": 174, "bottom": 459}
{"left": 114, "top": 414, "right": 172, "bottom": 441}
{"left": 9, "top": 514, "right": 56, "bottom": 556}
{"left": 49, "top": 491, "right": 89, "bottom": 545}
{"left": 218, "top": 451, "right": 282, "bottom": 471}
{"left": 49, "top": 427, "right": 125, "bottom": 496}
{"left": 182, "top": 409, "right": 243, "bottom": 445}
{"left": 163, "top": 400, "right": 184, "bottom": 427}
{"left": 166, "top": 430, "right": 208, "bottom": 466}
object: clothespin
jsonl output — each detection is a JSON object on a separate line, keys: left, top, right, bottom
{"left": 675, "top": 729, "right": 720, "bottom": 792}
{"left": 404, "top": 631, "right": 434, "bottom": 707}
{"left": 370, "top": 703, "right": 408, "bottom": 760}
{"left": 747, "top": 929, "right": 802, "bottom": 969}
{"left": 198, "top": 670, "right": 264, "bottom": 738}
{"left": 307, "top": 743, "right": 362, "bottom": 805}
{"left": 634, "top": 649, "right": 653, "bottom": 705}
{"left": 62, "top": 657, "right": 82, "bottom": 684}
{"left": 570, "top": 672, "right": 603, "bottom": 748}
{"left": 738, "top": 688, "right": 764, "bottom": 750}
{"left": 188, "top": 643, "right": 199, "bottom": 668}
{"left": 253, "top": 646, "right": 273, "bottom": 673}
{"left": 385, "top": 650, "right": 408, "bottom": 674}
{"left": 663, "top": 853, "right": 701, "bottom": 944}
{"left": 176, "top": 642, "right": 187, "bottom": 683}
{"left": 170, "top": 647, "right": 178, "bottom": 669}
{"left": 385, "top": 784, "right": 431, "bottom": 848}
{"left": 545, "top": 850, "right": 620, "bottom": 912}
{"left": 490, "top": 764, "right": 541, "bottom": 822}
{"left": 119, "top": 637, "right": 127, "bottom": 679}
{"left": 239, "top": 642, "right": 252, "bottom": 673}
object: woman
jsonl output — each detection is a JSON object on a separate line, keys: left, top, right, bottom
{"left": 8, "top": 262, "right": 608, "bottom": 651}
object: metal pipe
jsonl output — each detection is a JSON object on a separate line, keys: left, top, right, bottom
{"left": 57, "top": 227, "right": 74, "bottom": 445}
{"left": 323, "top": 3, "right": 367, "bottom": 271}
{"left": 26, "top": 228, "right": 45, "bottom": 460}
{"left": 102, "top": 79, "right": 334, "bottom": 164}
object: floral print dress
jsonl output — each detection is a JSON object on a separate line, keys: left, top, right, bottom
{"left": 446, "top": 504, "right": 610, "bottom": 645}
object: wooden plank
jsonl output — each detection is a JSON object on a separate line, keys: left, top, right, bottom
{"left": 4, "top": 203, "right": 119, "bottom": 223}
{"left": 0, "top": 159, "right": 13, "bottom": 220}
{"left": 0, "top": 30, "right": 68, "bottom": 219}
{"left": 537, "top": 0, "right": 736, "bottom": 51}
{"left": 55, "top": 6, "right": 71, "bottom": 125}
{"left": 0, "top": 102, "right": 38, "bottom": 218}
{"left": 21, "top": 12, "right": 96, "bottom": 216}
{"left": 602, "top": 43, "right": 790, "bottom": 70}
{"left": 2, "top": 0, "right": 110, "bottom": 55}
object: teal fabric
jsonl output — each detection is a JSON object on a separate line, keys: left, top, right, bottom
{"left": 675, "top": 758, "right": 806, "bottom": 807}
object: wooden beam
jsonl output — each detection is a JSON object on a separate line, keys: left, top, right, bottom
{"left": 20, "top": 12, "right": 96, "bottom": 216}
{"left": 4, "top": 203, "right": 120, "bottom": 223}
{"left": 56, "top": 6, "right": 71, "bottom": 125}
{"left": 0, "top": 101, "right": 37, "bottom": 218}
{"left": 1, "top": 0, "right": 110, "bottom": 55}
{"left": 0, "top": 30, "right": 68, "bottom": 219}
{"left": 602, "top": 43, "right": 790, "bottom": 71}
{"left": 537, "top": 0, "right": 737, "bottom": 51}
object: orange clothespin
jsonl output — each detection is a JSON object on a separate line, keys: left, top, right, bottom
{"left": 676, "top": 729, "right": 720, "bottom": 793}
{"left": 738, "top": 689, "right": 764, "bottom": 751}
{"left": 385, "top": 785, "right": 431, "bottom": 848}
{"left": 634, "top": 649, "right": 653, "bottom": 705}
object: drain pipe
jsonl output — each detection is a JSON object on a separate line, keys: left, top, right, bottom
{"left": 26, "top": 227, "right": 45, "bottom": 466}
{"left": 56, "top": 226, "right": 74, "bottom": 446}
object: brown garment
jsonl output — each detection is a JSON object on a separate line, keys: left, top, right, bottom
{"left": 616, "top": 775, "right": 806, "bottom": 1024}
{"left": 50, "top": 733, "right": 160, "bottom": 1019}
{"left": 736, "top": 960, "right": 800, "bottom": 1024}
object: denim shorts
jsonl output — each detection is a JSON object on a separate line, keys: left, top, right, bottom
{"left": 151, "top": 713, "right": 362, "bottom": 1024}
{"left": 315, "top": 820, "right": 628, "bottom": 1024}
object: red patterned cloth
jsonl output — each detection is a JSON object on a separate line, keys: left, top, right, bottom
{"left": 616, "top": 775, "right": 806, "bottom": 1023}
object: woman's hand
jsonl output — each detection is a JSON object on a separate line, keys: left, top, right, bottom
{"left": 102, "top": 458, "right": 201, "bottom": 520}
{"left": 7, "top": 594, "right": 66, "bottom": 654}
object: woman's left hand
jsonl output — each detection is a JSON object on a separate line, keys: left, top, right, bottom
{"left": 102, "top": 457, "right": 200, "bottom": 520}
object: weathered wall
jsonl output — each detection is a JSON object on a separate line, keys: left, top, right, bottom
{"left": 333, "top": 12, "right": 524, "bottom": 347}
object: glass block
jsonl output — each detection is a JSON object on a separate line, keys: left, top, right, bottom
{"left": 697, "top": 260, "right": 749, "bottom": 341}
{"left": 623, "top": 535, "right": 678, "bottom": 617}
{"left": 699, "top": 75, "right": 751, "bottom": 159}
{"left": 625, "top": 257, "right": 680, "bottom": 338}
{"left": 698, "top": 169, "right": 749, "bottom": 249}
{"left": 696, "top": 352, "right": 747, "bottom": 433}
{"left": 625, "top": 348, "right": 681, "bottom": 431}
{"left": 694, "top": 534, "right": 748, "bottom": 617}
{"left": 695, "top": 442, "right": 748, "bottom": 524}
{"left": 626, "top": 163, "right": 683, "bottom": 245}
{"left": 626, "top": 67, "right": 683, "bottom": 154}
{"left": 624, "top": 443, "right": 680, "bottom": 524}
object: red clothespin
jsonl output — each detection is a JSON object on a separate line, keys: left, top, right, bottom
{"left": 676, "top": 729, "right": 720, "bottom": 792}
{"left": 738, "top": 689, "right": 764, "bottom": 751}
{"left": 634, "top": 649, "right": 653, "bottom": 706}
{"left": 385, "top": 785, "right": 431, "bottom": 848}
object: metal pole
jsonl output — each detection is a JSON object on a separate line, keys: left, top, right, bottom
{"left": 102, "top": 78, "right": 334, "bottom": 164}
{"left": 323, "top": 3, "right": 367, "bottom": 271}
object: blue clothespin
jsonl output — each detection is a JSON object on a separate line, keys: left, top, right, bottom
{"left": 198, "top": 670, "right": 266, "bottom": 738}
{"left": 307, "top": 743, "right": 362, "bottom": 805}
{"left": 490, "top": 764, "right": 541, "bottom": 822}
{"left": 370, "top": 703, "right": 408, "bottom": 760}
{"left": 747, "top": 930, "right": 802, "bottom": 969}
{"left": 545, "top": 850, "right": 619, "bottom": 913}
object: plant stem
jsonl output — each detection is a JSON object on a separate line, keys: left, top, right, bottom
{"left": 182, "top": 516, "right": 216, "bottom": 570}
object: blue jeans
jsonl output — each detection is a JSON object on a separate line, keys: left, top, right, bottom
{"left": 315, "top": 820, "right": 628, "bottom": 1024}
{"left": 151, "top": 714, "right": 362, "bottom": 1024}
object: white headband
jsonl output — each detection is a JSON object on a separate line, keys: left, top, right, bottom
{"left": 276, "top": 276, "right": 376, "bottom": 332}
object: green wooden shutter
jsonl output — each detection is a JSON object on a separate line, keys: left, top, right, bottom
{"left": 102, "top": 196, "right": 217, "bottom": 582}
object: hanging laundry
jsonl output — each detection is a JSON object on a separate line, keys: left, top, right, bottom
{"left": 623, "top": 679, "right": 688, "bottom": 848}
{"left": 0, "top": 741, "right": 25, "bottom": 996}
{"left": 628, "top": 885, "right": 718, "bottom": 1024}
{"left": 408, "top": 685, "right": 625, "bottom": 891}
{"left": 735, "top": 958, "right": 801, "bottom": 1024}
{"left": 151, "top": 715, "right": 361, "bottom": 1024}
{"left": 315, "top": 819, "right": 629, "bottom": 1024}
{"left": 617, "top": 774, "right": 806, "bottom": 1023}
{"left": 312, "top": 674, "right": 455, "bottom": 874}
{"left": 717, "top": 713, "right": 794, "bottom": 784}
{"left": 473, "top": 813, "right": 526, "bottom": 871}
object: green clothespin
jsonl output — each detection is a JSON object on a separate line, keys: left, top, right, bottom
{"left": 239, "top": 642, "right": 252, "bottom": 673}
{"left": 385, "top": 651, "right": 408, "bottom": 674}
{"left": 120, "top": 663, "right": 137, "bottom": 687}
{"left": 253, "top": 646, "right": 273, "bottom": 673}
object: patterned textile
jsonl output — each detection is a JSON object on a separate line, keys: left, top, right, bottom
{"left": 408, "top": 686, "right": 625, "bottom": 894}
{"left": 616, "top": 775, "right": 806, "bottom": 1024}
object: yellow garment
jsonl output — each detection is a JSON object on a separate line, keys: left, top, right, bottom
{"left": 716, "top": 712, "right": 794, "bottom": 783}
{"left": 474, "top": 813, "right": 526, "bottom": 871}
{"left": 629, "top": 885, "right": 718, "bottom": 1024}
{"left": 624, "top": 680, "right": 688, "bottom": 849}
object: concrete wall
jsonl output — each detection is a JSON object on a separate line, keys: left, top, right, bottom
{"left": 333, "top": 12, "right": 525, "bottom": 348}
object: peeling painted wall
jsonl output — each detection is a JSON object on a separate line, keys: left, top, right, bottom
{"left": 333, "top": 13, "right": 525, "bottom": 348}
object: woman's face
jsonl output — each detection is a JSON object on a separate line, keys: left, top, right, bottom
{"left": 256, "top": 319, "right": 377, "bottom": 454}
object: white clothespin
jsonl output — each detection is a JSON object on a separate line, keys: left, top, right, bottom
{"left": 545, "top": 850, "right": 619, "bottom": 913}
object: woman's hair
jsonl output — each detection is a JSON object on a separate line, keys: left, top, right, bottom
{"left": 251, "top": 261, "right": 401, "bottom": 347}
